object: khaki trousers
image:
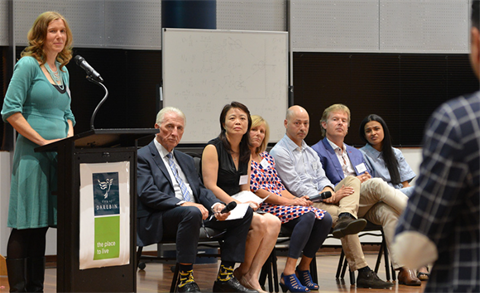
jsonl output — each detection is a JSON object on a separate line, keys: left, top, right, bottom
{"left": 358, "top": 178, "right": 409, "bottom": 269}
{"left": 313, "top": 176, "right": 369, "bottom": 271}
{"left": 313, "top": 177, "right": 408, "bottom": 271}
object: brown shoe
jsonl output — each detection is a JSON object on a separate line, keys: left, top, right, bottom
{"left": 398, "top": 267, "right": 421, "bottom": 286}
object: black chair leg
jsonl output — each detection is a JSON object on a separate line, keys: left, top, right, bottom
{"left": 374, "top": 242, "right": 383, "bottom": 274}
{"left": 340, "top": 258, "right": 348, "bottom": 279}
{"left": 309, "top": 256, "right": 318, "bottom": 284}
{"left": 259, "top": 257, "right": 269, "bottom": 289}
{"left": 382, "top": 237, "right": 391, "bottom": 281}
{"left": 170, "top": 263, "right": 179, "bottom": 293}
{"left": 266, "top": 259, "right": 273, "bottom": 293}
{"left": 260, "top": 249, "right": 278, "bottom": 293}
{"left": 349, "top": 270, "right": 355, "bottom": 286}
{"left": 271, "top": 250, "right": 279, "bottom": 293}
{"left": 336, "top": 249, "right": 345, "bottom": 279}
{"left": 136, "top": 247, "right": 144, "bottom": 270}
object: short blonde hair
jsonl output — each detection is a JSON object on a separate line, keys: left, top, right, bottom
{"left": 21, "top": 11, "right": 73, "bottom": 69}
{"left": 251, "top": 115, "right": 270, "bottom": 154}
{"left": 320, "top": 104, "right": 351, "bottom": 137}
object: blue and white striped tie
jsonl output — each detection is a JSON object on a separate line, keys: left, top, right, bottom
{"left": 167, "top": 153, "right": 191, "bottom": 202}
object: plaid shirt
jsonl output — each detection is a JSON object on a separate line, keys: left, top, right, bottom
{"left": 395, "top": 92, "right": 480, "bottom": 293}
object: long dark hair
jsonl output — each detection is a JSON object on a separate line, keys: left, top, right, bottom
{"left": 219, "top": 101, "right": 252, "bottom": 163}
{"left": 359, "top": 114, "right": 400, "bottom": 184}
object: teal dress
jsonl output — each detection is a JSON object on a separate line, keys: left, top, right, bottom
{"left": 1, "top": 56, "right": 75, "bottom": 229}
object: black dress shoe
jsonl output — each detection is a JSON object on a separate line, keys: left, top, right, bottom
{"left": 213, "top": 277, "right": 258, "bottom": 292}
{"left": 332, "top": 216, "right": 366, "bottom": 238}
{"left": 178, "top": 281, "right": 202, "bottom": 292}
{"left": 357, "top": 269, "right": 393, "bottom": 289}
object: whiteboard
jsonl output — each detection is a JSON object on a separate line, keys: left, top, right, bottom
{"left": 162, "top": 28, "right": 289, "bottom": 144}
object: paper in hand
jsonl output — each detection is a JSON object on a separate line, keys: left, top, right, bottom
{"left": 225, "top": 203, "right": 250, "bottom": 220}
{"left": 231, "top": 190, "right": 264, "bottom": 204}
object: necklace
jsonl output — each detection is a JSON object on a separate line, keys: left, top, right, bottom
{"left": 231, "top": 152, "right": 239, "bottom": 162}
{"left": 45, "top": 63, "right": 64, "bottom": 90}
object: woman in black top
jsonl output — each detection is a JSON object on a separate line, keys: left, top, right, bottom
{"left": 203, "top": 102, "right": 281, "bottom": 293}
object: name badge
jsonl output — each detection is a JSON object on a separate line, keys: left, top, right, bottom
{"left": 355, "top": 163, "right": 367, "bottom": 174}
{"left": 260, "top": 158, "right": 269, "bottom": 169}
{"left": 239, "top": 175, "right": 248, "bottom": 185}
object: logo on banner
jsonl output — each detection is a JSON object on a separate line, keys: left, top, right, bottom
{"left": 93, "top": 172, "right": 120, "bottom": 216}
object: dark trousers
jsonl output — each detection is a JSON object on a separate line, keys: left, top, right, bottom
{"left": 162, "top": 205, "right": 253, "bottom": 264}
{"left": 283, "top": 212, "right": 332, "bottom": 259}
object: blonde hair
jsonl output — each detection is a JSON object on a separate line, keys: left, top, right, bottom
{"left": 251, "top": 115, "right": 270, "bottom": 154}
{"left": 320, "top": 104, "right": 351, "bottom": 137}
{"left": 21, "top": 11, "right": 73, "bottom": 70}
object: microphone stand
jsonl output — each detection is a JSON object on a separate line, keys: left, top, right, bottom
{"left": 86, "top": 75, "right": 108, "bottom": 130}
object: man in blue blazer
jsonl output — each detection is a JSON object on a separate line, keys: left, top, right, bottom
{"left": 137, "top": 107, "right": 255, "bottom": 293}
{"left": 312, "top": 104, "right": 420, "bottom": 286}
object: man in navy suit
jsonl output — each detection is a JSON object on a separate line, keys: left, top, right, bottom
{"left": 312, "top": 104, "right": 420, "bottom": 286}
{"left": 137, "top": 107, "right": 255, "bottom": 293}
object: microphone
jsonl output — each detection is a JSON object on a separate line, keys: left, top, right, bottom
{"left": 220, "top": 201, "right": 237, "bottom": 214}
{"left": 309, "top": 191, "right": 332, "bottom": 203}
{"left": 74, "top": 55, "right": 104, "bottom": 83}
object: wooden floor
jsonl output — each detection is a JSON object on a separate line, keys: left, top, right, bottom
{"left": 0, "top": 252, "right": 426, "bottom": 293}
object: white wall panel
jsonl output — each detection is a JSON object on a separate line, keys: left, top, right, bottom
{"left": 3, "top": 0, "right": 474, "bottom": 52}
{"left": 9, "top": 0, "right": 162, "bottom": 50}
{"left": 104, "top": 0, "right": 161, "bottom": 49}
{"left": 13, "top": 0, "right": 67, "bottom": 46}
{"left": 217, "top": 0, "right": 286, "bottom": 31}
{"left": 291, "top": 0, "right": 470, "bottom": 53}
{"left": 291, "top": 0, "right": 380, "bottom": 52}
{"left": 11, "top": 0, "right": 105, "bottom": 48}
{"left": 0, "top": 0, "right": 8, "bottom": 46}
{"left": 380, "top": 0, "right": 469, "bottom": 53}
{"left": 0, "top": 152, "right": 13, "bottom": 256}
{"left": 65, "top": 1, "right": 105, "bottom": 48}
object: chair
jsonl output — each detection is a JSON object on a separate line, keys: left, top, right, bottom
{"left": 137, "top": 227, "right": 225, "bottom": 292}
{"left": 335, "top": 221, "right": 396, "bottom": 285}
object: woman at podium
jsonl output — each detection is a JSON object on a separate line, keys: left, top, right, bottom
{"left": 1, "top": 11, "right": 75, "bottom": 292}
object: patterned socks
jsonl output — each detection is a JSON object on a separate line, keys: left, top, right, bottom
{"left": 216, "top": 262, "right": 235, "bottom": 282}
{"left": 178, "top": 264, "right": 194, "bottom": 288}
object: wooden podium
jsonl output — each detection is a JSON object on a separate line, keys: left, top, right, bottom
{"left": 36, "top": 128, "right": 158, "bottom": 292}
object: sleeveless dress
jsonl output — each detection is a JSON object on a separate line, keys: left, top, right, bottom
{"left": 250, "top": 152, "right": 326, "bottom": 223}
{"left": 1, "top": 56, "right": 75, "bottom": 229}
{"left": 207, "top": 137, "right": 248, "bottom": 196}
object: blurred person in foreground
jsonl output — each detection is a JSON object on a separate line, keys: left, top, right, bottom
{"left": 392, "top": 1, "right": 480, "bottom": 292}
